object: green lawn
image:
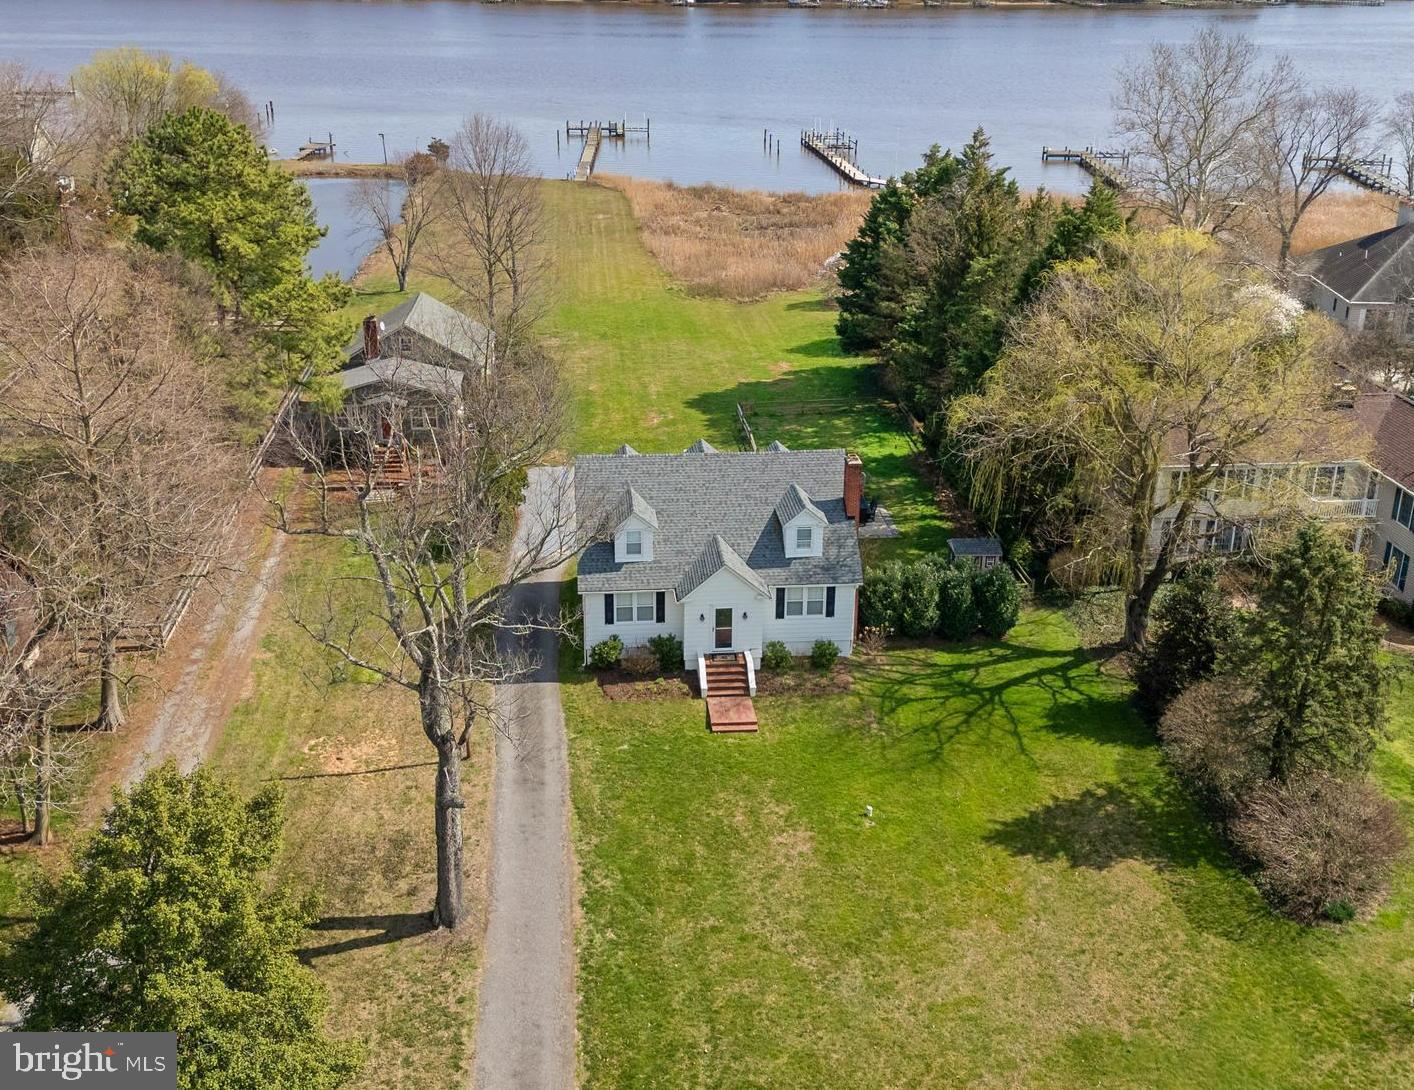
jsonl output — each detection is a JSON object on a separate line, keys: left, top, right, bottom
{"left": 350, "top": 180, "right": 949, "bottom": 561}
{"left": 565, "top": 610, "right": 1414, "bottom": 1089}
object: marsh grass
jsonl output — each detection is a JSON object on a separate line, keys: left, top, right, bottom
{"left": 596, "top": 175, "right": 870, "bottom": 300}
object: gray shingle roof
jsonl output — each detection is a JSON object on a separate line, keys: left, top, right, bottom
{"left": 948, "top": 537, "right": 1004, "bottom": 558}
{"left": 613, "top": 443, "right": 640, "bottom": 456}
{"left": 610, "top": 485, "right": 659, "bottom": 529}
{"left": 684, "top": 438, "right": 718, "bottom": 454}
{"left": 765, "top": 440, "right": 790, "bottom": 452}
{"left": 339, "top": 358, "right": 461, "bottom": 398}
{"left": 344, "top": 292, "right": 491, "bottom": 365}
{"left": 774, "top": 482, "right": 826, "bottom": 528}
{"left": 675, "top": 535, "right": 767, "bottom": 600}
{"left": 575, "top": 447, "right": 864, "bottom": 595}
{"left": 1303, "top": 223, "right": 1414, "bottom": 303}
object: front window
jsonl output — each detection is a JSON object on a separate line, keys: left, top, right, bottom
{"left": 625, "top": 530, "right": 643, "bottom": 557}
{"left": 795, "top": 525, "right": 813, "bottom": 551}
{"left": 615, "top": 591, "right": 657, "bottom": 623}
{"left": 1385, "top": 541, "right": 1410, "bottom": 592}
{"left": 785, "top": 586, "right": 827, "bottom": 616}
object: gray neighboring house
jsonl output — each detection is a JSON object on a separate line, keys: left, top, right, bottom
{"left": 575, "top": 442, "right": 865, "bottom": 674}
{"left": 1300, "top": 203, "right": 1414, "bottom": 341}
{"left": 329, "top": 292, "right": 492, "bottom": 444}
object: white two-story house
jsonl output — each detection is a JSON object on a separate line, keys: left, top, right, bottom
{"left": 574, "top": 441, "right": 865, "bottom": 675}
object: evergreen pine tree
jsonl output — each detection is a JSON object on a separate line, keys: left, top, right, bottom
{"left": 1231, "top": 522, "right": 1389, "bottom": 780}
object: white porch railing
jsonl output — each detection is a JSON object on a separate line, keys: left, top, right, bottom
{"left": 697, "top": 654, "right": 708, "bottom": 695}
{"left": 1310, "top": 496, "right": 1377, "bottom": 519}
{"left": 744, "top": 649, "right": 757, "bottom": 697}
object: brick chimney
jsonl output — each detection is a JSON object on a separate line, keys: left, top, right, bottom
{"left": 362, "top": 315, "right": 380, "bottom": 360}
{"left": 844, "top": 452, "right": 863, "bottom": 522}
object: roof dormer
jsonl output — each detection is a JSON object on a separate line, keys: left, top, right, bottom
{"left": 775, "top": 483, "right": 826, "bottom": 559}
{"left": 611, "top": 486, "right": 657, "bottom": 563}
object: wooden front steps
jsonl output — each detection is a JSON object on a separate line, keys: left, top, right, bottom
{"left": 706, "top": 695, "right": 758, "bottom": 734}
{"left": 324, "top": 443, "right": 415, "bottom": 492}
{"left": 704, "top": 653, "right": 756, "bottom": 732}
{"left": 704, "top": 652, "right": 749, "bottom": 696}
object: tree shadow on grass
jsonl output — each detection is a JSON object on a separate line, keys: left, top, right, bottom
{"left": 298, "top": 912, "right": 435, "bottom": 962}
{"left": 782, "top": 296, "right": 837, "bottom": 313}
{"left": 850, "top": 639, "right": 1143, "bottom": 769}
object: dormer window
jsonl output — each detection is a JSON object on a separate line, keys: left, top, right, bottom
{"left": 795, "top": 526, "right": 813, "bottom": 551}
{"left": 626, "top": 530, "right": 643, "bottom": 557}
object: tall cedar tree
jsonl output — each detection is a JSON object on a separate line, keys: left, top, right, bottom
{"left": 834, "top": 147, "right": 959, "bottom": 353}
{"left": 0, "top": 763, "right": 359, "bottom": 1090}
{"left": 1229, "top": 521, "right": 1389, "bottom": 781}
{"left": 109, "top": 107, "right": 348, "bottom": 386}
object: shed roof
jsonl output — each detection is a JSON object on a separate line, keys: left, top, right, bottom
{"left": 338, "top": 358, "right": 461, "bottom": 399}
{"left": 948, "top": 537, "right": 1004, "bottom": 558}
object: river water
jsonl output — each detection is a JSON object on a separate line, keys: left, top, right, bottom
{"left": 6, "top": 1, "right": 1413, "bottom": 195}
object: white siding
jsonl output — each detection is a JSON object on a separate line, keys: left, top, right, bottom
{"left": 680, "top": 569, "right": 771, "bottom": 665}
{"left": 782, "top": 511, "right": 825, "bottom": 558}
{"left": 763, "top": 583, "right": 858, "bottom": 656}
{"left": 614, "top": 514, "right": 655, "bottom": 563}
{"left": 581, "top": 591, "right": 683, "bottom": 663}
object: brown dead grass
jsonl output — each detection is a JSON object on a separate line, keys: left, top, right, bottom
{"left": 1291, "top": 190, "right": 1404, "bottom": 255}
{"left": 596, "top": 174, "right": 871, "bottom": 301}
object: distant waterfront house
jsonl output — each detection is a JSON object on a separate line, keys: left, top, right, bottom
{"left": 1148, "top": 384, "right": 1414, "bottom": 603}
{"left": 328, "top": 292, "right": 491, "bottom": 447}
{"left": 574, "top": 442, "right": 865, "bottom": 672}
{"left": 1299, "top": 203, "right": 1414, "bottom": 342}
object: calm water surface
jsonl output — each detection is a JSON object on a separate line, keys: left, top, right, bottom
{"left": 6, "top": 2, "right": 1413, "bottom": 192}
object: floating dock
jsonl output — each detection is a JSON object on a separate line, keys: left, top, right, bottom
{"left": 566, "top": 118, "right": 650, "bottom": 182}
{"left": 1041, "top": 145, "right": 1130, "bottom": 190}
{"left": 801, "top": 129, "right": 886, "bottom": 189}
{"left": 296, "top": 134, "right": 336, "bottom": 161}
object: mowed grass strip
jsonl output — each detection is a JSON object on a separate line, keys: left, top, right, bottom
{"left": 211, "top": 534, "right": 492, "bottom": 1090}
{"left": 565, "top": 607, "right": 1414, "bottom": 1090}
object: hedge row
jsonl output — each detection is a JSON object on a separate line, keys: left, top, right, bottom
{"left": 861, "top": 556, "right": 1020, "bottom": 640}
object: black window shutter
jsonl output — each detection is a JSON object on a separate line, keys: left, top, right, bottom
{"left": 604, "top": 594, "right": 614, "bottom": 625}
{"left": 775, "top": 588, "right": 786, "bottom": 619}
{"left": 655, "top": 591, "right": 666, "bottom": 623}
{"left": 825, "top": 586, "right": 836, "bottom": 618}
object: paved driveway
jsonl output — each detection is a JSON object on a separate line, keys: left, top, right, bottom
{"left": 473, "top": 466, "right": 576, "bottom": 1090}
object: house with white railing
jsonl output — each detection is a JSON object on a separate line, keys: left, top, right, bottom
{"left": 1149, "top": 386, "right": 1414, "bottom": 602}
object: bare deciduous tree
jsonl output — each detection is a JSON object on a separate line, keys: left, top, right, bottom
{"left": 1114, "top": 28, "right": 1282, "bottom": 235}
{"left": 0, "top": 246, "right": 239, "bottom": 731}
{"left": 1386, "top": 90, "right": 1414, "bottom": 196}
{"left": 349, "top": 152, "right": 443, "bottom": 292}
{"left": 1243, "top": 77, "right": 1376, "bottom": 278}
{"left": 0, "top": 64, "right": 80, "bottom": 233}
{"left": 433, "top": 115, "right": 546, "bottom": 364}
{"left": 270, "top": 338, "right": 578, "bottom": 929}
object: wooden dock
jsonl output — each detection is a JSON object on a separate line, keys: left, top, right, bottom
{"left": 296, "top": 133, "right": 336, "bottom": 161}
{"left": 1041, "top": 145, "right": 1130, "bottom": 190}
{"left": 1305, "top": 154, "right": 1411, "bottom": 199}
{"left": 574, "top": 124, "right": 602, "bottom": 182}
{"left": 801, "top": 129, "right": 886, "bottom": 189}
{"left": 566, "top": 117, "right": 650, "bottom": 182}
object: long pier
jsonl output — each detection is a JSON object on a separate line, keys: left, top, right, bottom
{"left": 801, "top": 129, "right": 886, "bottom": 189}
{"left": 1041, "top": 145, "right": 1130, "bottom": 190}
{"left": 574, "top": 124, "right": 603, "bottom": 182}
{"left": 1305, "top": 154, "right": 1411, "bottom": 199}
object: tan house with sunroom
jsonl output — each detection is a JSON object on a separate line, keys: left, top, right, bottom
{"left": 1148, "top": 384, "right": 1414, "bottom": 603}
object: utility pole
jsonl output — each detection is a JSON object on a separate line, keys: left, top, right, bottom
{"left": 379, "top": 132, "right": 387, "bottom": 165}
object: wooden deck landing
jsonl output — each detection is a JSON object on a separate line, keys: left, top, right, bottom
{"left": 706, "top": 695, "right": 758, "bottom": 734}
